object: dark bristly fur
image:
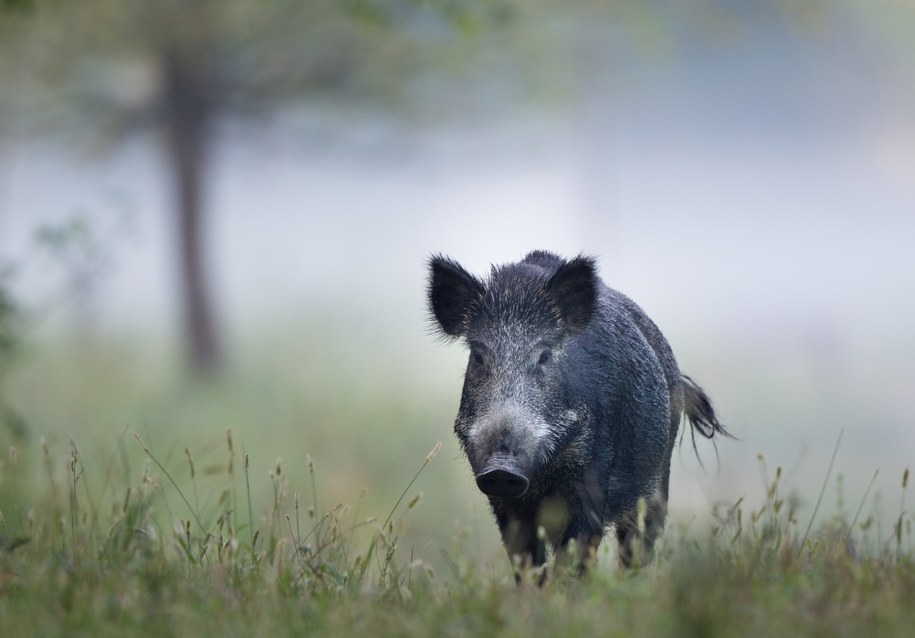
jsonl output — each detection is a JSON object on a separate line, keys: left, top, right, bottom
{"left": 427, "top": 251, "right": 730, "bottom": 575}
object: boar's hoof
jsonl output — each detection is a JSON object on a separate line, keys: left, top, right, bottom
{"left": 476, "top": 467, "right": 529, "bottom": 498}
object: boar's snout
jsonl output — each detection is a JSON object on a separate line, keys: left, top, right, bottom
{"left": 475, "top": 462, "right": 529, "bottom": 498}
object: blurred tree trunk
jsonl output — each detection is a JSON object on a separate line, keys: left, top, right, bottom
{"left": 162, "top": 45, "right": 221, "bottom": 375}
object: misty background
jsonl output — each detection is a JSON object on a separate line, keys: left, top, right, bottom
{"left": 1, "top": 1, "right": 913, "bottom": 563}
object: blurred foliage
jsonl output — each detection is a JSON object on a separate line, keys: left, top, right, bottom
{"left": 0, "top": 0, "right": 524, "bottom": 374}
{"left": 0, "top": 268, "right": 28, "bottom": 526}
{"left": 0, "top": 0, "right": 32, "bottom": 11}
{"left": 0, "top": 0, "right": 517, "bottom": 139}
{"left": 0, "top": 273, "right": 17, "bottom": 361}
{"left": 34, "top": 216, "right": 110, "bottom": 286}
{"left": 0, "top": 214, "right": 127, "bottom": 446}
{"left": 0, "top": 274, "right": 27, "bottom": 442}
{"left": 1, "top": 0, "right": 912, "bottom": 136}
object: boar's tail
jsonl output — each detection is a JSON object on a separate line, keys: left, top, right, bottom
{"left": 680, "top": 374, "right": 734, "bottom": 462}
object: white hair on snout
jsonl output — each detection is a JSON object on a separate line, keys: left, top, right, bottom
{"left": 467, "top": 403, "right": 579, "bottom": 453}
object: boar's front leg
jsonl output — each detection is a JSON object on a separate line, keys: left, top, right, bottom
{"left": 495, "top": 506, "right": 546, "bottom": 571}
{"left": 554, "top": 509, "right": 605, "bottom": 575}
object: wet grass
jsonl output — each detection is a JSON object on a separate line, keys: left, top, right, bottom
{"left": 0, "top": 427, "right": 912, "bottom": 638}
{"left": 1, "top": 335, "right": 913, "bottom": 636}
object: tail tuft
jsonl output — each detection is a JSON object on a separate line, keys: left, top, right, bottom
{"left": 680, "top": 375, "right": 734, "bottom": 463}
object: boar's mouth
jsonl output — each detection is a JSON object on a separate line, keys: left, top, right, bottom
{"left": 475, "top": 460, "right": 530, "bottom": 498}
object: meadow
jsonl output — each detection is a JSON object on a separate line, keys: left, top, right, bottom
{"left": 1, "top": 332, "right": 913, "bottom": 637}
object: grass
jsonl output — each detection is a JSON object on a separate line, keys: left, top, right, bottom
{"left": 0, "top": 333, "right": 913, "bottom": 636}
{"left": 0, "top": 426, "right": 913, "bottom": 638}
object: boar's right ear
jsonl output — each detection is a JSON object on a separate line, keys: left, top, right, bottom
{"left": 428, "top": 256, "right": 485, "bottom": 338}
{"left": 547, "top": 255, "right": 598, "bottom": 333}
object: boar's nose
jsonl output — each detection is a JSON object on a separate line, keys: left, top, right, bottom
{"left": 475, "top": 466, "right": 529, "bottom": 498}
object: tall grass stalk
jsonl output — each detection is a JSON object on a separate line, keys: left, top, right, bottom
{"left": 134, "top": 433, "right": 205, "bottom": 533}
{"left": 359, "top": 441, "right": 441, "bottom": 582}
{"left": 848, "top": 469, "right": 879, "bottom": 541}
{"left": 798, "top": 429, "right": 843, "bottom": 555}
{"left": 895, "top": 468, "right": 909, "bottom": 558}
{"left": 244, "top": 453, "right": 256, "bottom": 554}
{"left": 68, "top": 440, "right": 83, "bottom": 558}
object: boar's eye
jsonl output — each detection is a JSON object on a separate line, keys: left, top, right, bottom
{"left": 536, "top": 349, "right": 552, "bottom": 366}
{"left": 469, "top": 345, "right": 487, "bottom": 369}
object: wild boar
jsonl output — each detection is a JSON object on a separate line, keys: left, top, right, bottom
{"left": 428, "top": 250, "right": 729, "bottom": 571}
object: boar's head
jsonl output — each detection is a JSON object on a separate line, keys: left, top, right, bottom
{"left": 428, "top": 252, "right": 598, "bottom": 499}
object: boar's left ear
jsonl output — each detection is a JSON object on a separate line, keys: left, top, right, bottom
{"left": 547, "top": 255, "right": 598, "bottom": 333}
{"left": 428, "top": 255, "right": 485, "bottom": 338}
